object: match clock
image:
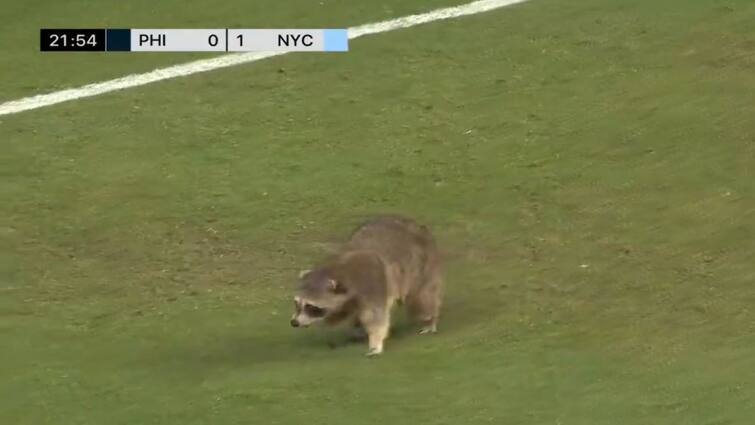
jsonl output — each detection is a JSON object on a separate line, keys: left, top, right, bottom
{"left": 40, "top": 29, "right": 106, "bottom": 51}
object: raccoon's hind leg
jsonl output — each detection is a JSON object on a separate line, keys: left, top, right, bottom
{"left": 407, "top": 273, "right": 442, "bottom": 335}
{"left": 360, "top": 307, "right": 390, "bottom": 356}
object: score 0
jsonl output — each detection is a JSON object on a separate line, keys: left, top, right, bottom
{"left": 208, "top": 33, "right": 221, "bottom": 47}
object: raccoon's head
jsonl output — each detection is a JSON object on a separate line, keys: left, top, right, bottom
{"left": 290, "top": 268, "right": 350, "bottom": 328}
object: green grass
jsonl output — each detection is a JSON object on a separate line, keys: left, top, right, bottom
{"left": 2, "top": 0, "right": 754, "bottom": 423}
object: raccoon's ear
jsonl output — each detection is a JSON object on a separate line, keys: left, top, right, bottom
{"left": 328, "top": 279, "right": 347, "bottom": 294}
{"left": 298, "top": 269, "right": 310, "bottom": 279}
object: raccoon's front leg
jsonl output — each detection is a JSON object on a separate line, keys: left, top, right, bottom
{"left": 360, "top": 308, "right": 390, "bottom": 356}
{"left": 365, "top": 322, "right": 389, "bottom": 356}
{"left": 347, "top": 319, "right": 367, "bottom": 341}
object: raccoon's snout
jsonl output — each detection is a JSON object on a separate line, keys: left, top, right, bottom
{"left": 290, "top": 319, "right": 300, "bottom": 327}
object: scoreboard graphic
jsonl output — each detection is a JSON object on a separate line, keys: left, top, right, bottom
{"left": 40, "top": 28, "right": 349, "bottom": 52}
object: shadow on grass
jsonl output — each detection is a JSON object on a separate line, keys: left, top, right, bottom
{"left": 142, "top": 279, "right": 490, "bottom": 371}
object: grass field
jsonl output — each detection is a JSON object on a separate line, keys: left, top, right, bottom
{"left": 2, "top": 0, "right": 754, "bottom": 423}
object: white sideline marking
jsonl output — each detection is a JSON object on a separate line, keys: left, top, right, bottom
{"left": 0, "top": 0, "right": 528, "bottom": 117}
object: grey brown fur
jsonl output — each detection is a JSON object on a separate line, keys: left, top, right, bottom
{"left": 290, "top": 215, "right": 443, "bottom": 356}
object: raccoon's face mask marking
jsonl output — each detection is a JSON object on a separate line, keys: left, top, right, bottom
{"left": 303, "top": 303, "right": 327, "bottom": 318}
{"left": 290, "top": 297, "right": 329, "bottom": 327}
{"left": 291, "top": 270, "right": 351, "bottom": 328}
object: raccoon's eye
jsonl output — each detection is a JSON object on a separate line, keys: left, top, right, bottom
{"left": 304, "top": 304, "right": 327, "bottom": 317}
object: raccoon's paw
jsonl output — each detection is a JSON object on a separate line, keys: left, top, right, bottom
{"left": 418, "top": 324, "right": 437, "bottom": 335}
{"left": 365, "top": 347, "right": 383, "bottom": 357}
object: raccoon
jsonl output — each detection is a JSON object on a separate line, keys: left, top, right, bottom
{"left": 290, "top": 215, "right": 443, "bottom": 356}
